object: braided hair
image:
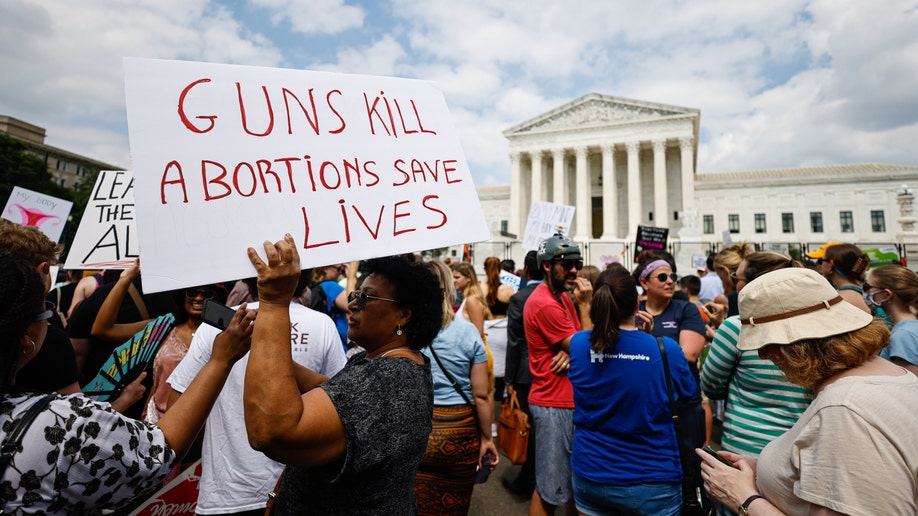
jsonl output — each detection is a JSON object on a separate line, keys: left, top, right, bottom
{"left": 0, "top": 254, "right": 45, "bottom": 392}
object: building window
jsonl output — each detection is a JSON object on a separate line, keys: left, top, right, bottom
{"left": 55, "top": 160, "right": 68, "bottom": 172}
{"left": 703, "top": 214, "right": 714, "bottom": 234}
{"left": 810, "top": 212, "right": 823, "bottom": 233}
{"left": 500, "top": 220, "right": 508, "bottom": 233}
{"left": 840, "top": 211, "right": 854, "bottom": 233}
{"left": 782, "top": 213, "right": 794, "bottom": 233}
{"left": 871, "top": 210, "right": 886, "bottom": 232}
{"left": 754, "top": 213, "right": 766, "bottom": 233}
{"left": 728, "top": 214, "right": 739, "bottom": 234}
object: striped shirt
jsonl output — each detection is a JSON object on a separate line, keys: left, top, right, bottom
{"left": 700, "top": 316, "right": 813, "bottom": 457}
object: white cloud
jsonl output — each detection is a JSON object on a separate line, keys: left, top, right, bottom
{"left": 249, "top": 0, "right": 365, "bottom": 34}
{"left": 2, "top": 0, "right": 917, "bottom": 186}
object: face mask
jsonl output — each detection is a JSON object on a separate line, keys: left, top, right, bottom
{"left": 864, "top": 290, "right": 889, "bottom": 311}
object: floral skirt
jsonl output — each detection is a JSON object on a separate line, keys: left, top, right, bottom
{"left": 415, "top": 404, "right": 480, "bottom": 516}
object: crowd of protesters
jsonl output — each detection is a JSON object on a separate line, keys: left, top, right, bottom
{"left": 1, "top": 218, "right": 916, "bottom": 515}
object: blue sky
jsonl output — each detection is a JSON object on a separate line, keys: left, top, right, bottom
{"left": 2, "top": 0, "right": 917, "bottom": 188}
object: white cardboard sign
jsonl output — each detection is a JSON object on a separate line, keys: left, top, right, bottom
{"left": 64, "top": 170, "right": 138, "bottom": 269}
{"left": 2, "top": 186, "right": 73, "bottom": 243}
{"left": 499, "top": 270, "right": 521, "bottom": 291}
{"left": 521, "top": 201, "right": 575, "bottom": 251}
{"left": 123, "top": 58, "right": 490, "bottom": 293}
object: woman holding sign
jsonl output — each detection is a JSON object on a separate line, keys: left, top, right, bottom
{"left": 244, "top": 235, "right": 443, "bottom": 514}
{"left": 0, "top": 253, "right": 253, "bottom": 513}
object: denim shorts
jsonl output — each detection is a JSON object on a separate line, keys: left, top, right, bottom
{"left": 530, "top": 404, "right": 574, "bottom": 506}
{"left": 572, "top": 471, "right": 681, "bottom": 516}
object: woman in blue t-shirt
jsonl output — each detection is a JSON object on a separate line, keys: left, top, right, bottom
{"left": 865, "top": 264, "right": 918, "bottom": 376}
{"left": 569, "top": 267, "right": 696, "bottom": 515}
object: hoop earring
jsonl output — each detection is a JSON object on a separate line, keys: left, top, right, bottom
{"left": 22, "top": 338, "right": 36, "bottom": 356}
{"left": 396, "top": 324, "right": 403, "bottom": 336}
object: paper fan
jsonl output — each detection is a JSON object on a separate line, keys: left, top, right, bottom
{"left": 82, "top": 313, "right": 176, "bottom": 402}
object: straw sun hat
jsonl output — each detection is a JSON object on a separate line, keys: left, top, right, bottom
{"left": 736, "top": 268, "right": 873, "bottom": 351}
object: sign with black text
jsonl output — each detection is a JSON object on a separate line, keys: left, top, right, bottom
{"left": 64, "top": 170, "right": 138, "bottom": 269}
{"left": 634, "top": 225, "right": 669, "bottom": 262}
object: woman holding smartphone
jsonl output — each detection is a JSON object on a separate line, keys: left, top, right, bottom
{"left": 698, "top": 268, "right": 918, "bottom": 515}
{"left": 568, "top": 267, "right": 696, "bottom": 515}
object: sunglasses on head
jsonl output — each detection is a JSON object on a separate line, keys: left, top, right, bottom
{"left": 347, "top": 290, "right": 399, "bottom": 310}
{"left": 554, "top": 258, "right": 584, "bottom": 271}
{"left": 35, "top": 300, "right": 55, "bottom": 322}
{"left": 185, "top": 288, "right": 215, "bottom": 299}
{"left": 654, "top": 272, "right": 677, "bottom": 283}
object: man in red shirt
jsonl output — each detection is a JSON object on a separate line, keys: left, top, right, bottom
{"left": 523, "top": 231, "right": 592, "bottom": 516}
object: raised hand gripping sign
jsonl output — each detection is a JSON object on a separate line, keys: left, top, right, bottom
{"left": 123, "top": 58, "right": 490, "bottom": 293}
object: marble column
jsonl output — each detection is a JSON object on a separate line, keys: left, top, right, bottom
{"left": 652, "top": 138, "right": 667, "bottom": 228}
{"left": 601, "top": 144, "right": 617, "bottom": 239}
{"left": 676, "top": 136, "right": 702, "bottom": 272}
{"left": 510, "top": 152, "right": 522, "bottom": 235}
{"left": 626, "top": 141, "right": 642, "bottom": 237}
{"left": 574, "top": 146, "right": 590, "bottom": 240}
{"left": 679, "top": 137, "right": 695, "bottom": 211}
{"left": 531, "top": 151, "right": 543, "bottom": 204}
{"left": 553, "top": 148, "right": 565, "bottom": 205}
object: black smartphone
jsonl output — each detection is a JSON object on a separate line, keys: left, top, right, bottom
{"left": 702, "top": 445, "right": 735, "bottom": 467}
{"left": 475, "top": 455, "right": 493, "bottom": 484}
{"left": 202, "top": 299, "right": 236, "bottom": 331}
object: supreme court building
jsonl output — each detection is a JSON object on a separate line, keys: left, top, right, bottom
{"left": 466, "top": 93, "right": 918, "bottom": 270}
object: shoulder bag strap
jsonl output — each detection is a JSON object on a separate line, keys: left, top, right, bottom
{"left": 128, "top": 283, "right": 151, "bottom": 320}
{"left": 0, "top": 394, "right": 55, "bottom": 476}
{"left": 428, "top": 344, "right": 476, "bottom": 409}
{"left": 264, "top": 467, "right": 285, "bottom": 516}
{"left": 656, "top": 337, "right": 681, "bottom": 431}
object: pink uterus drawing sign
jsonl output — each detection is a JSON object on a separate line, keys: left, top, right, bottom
{"left": 2, "top": 186, "right": 73, "bottom": 242}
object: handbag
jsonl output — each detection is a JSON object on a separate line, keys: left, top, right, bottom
{"left": 0, "top": 394, "right": 55, "bottom": 477}
{"left": 496, "top": 386, "right": 530, "bottom": 465}
{"left": 656, "top": 338, "right": 711, "bottom": 516}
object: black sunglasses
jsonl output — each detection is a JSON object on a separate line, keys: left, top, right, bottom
{"left": 553, "top": 258, "right": 584, "bottom": 271}
{"left": 347, "top": 290, "right": 399, "bottom": 310}
{"left": 185, "top": 288, "right": 216, "bottom": 299}
{"left": 655, "top": 272, "right": 677, "bottom": 283}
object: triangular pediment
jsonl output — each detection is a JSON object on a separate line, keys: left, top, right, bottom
{"left": 503, "top": 93, "right": 698, "bottom": 136}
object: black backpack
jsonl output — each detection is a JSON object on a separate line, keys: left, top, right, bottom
{"left": 308, "top": 282, "right": 329, "bottom": 313}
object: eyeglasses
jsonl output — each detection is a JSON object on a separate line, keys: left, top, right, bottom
{"left": 185, "top": 288, "right": 216, "bottom": 299}
{"left": 655, "top": 272, "right": 677, "bottom": 283}
{"left": 729, "top": 272, "right": 747, "bottom": 284}
{"left": 816, "top": 258, "right": 825, "bottom": 265}
{"left": 347, "top": 290, "right": 399, "bottom": 310}
{"left": 553, "top": 258, "right": 584, "bottom": 271}
{"left": 35, "top": 301, "right": 55, "bottom": 322}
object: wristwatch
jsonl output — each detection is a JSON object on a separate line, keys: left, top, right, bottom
{"left": 738, "top": 494, "right": 765, "bottom": 515}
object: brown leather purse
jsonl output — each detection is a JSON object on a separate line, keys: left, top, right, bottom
{"left": 496, "top": 386, "right": 530, "bottom": 465}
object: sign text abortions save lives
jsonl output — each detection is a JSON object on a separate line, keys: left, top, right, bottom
{"left": 124, "top": 58, "right": 489, "bottom": 293}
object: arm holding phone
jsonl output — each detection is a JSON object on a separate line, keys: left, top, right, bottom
{"left": 696, "top": 448, "right": 790, "bottom": 515}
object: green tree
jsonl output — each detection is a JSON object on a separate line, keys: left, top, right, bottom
{"left": 0, "top": 133, "right": 70, "bottom": 202}
{"left": 0, "top": 133, "right": 92, "bottom": 250}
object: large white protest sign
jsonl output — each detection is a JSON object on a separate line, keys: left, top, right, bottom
{"left": 64, "top": 170, "right": 138, "bottom": 270}
{"left": 2, "top": 186, "right": 73, "bottom": 242}
{"left": 124, "top": 58, "right": 490, "bottom": 293}
{"left": 521, "top": 201, "right": 575, "bottom": 251}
